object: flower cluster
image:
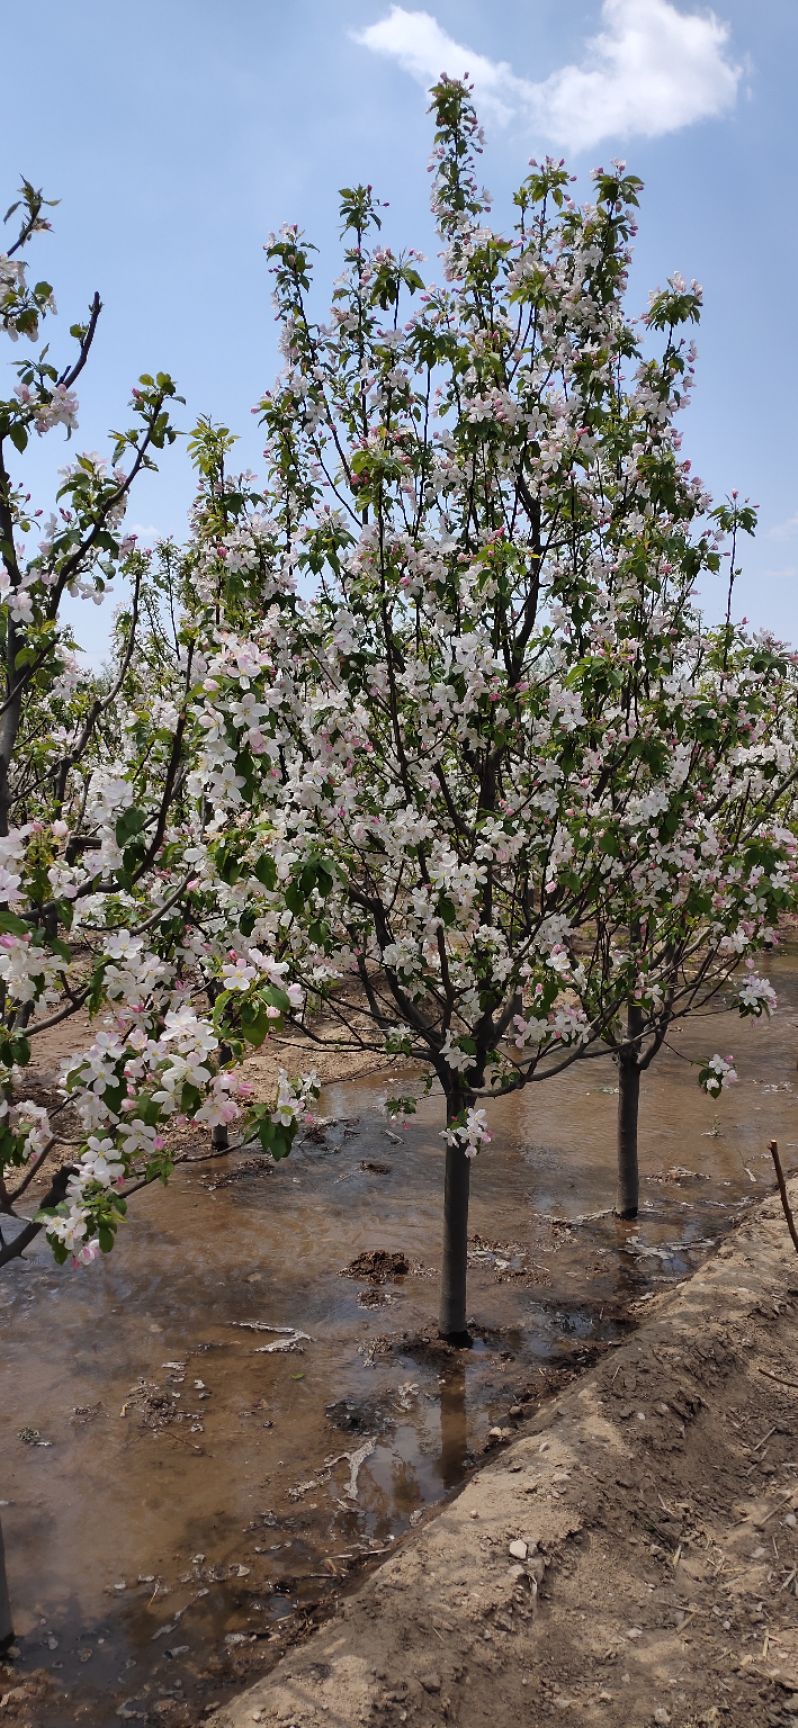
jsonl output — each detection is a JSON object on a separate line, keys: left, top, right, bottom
{"left": 699, "top": 1055, "right": 739, "bottom": 1098}
{"left": 737, "top": 970, "right": 778, "bottom": 1018}
{"left": 443, "top": 1107, "right": 492, "bottom": 1161}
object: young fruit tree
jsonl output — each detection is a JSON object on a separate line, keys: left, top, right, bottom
{"left": 583, "top": 603, "right": 797, "bottom": 1218}
{"left": 512, "top": 246, "right": 798, "bottom": 1218}
{"left": 0, "top": 183, "right": 316, "bottom": 1273}
{"left": 174, "top": 81, "right": 789, "bottom": 1337}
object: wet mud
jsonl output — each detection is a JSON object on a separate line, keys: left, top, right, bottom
{"left": 1, "top": 952, "right": 796, "bottom": 1726}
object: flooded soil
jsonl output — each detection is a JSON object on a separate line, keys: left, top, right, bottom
{"left": 1, "top": 952, "right": 796, "bottom": 1727}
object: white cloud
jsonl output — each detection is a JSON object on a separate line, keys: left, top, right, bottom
{"left": 352, "top": 8, "right": 526, "bottom": 124}
{"left": 767, "top": 512, "right": 798, "bottom": 542}
{"left": 127, "top": 522, "right": 162, "bottom": 544}
{"left": 353, "top": 1, "right": 742, "bottom": 152}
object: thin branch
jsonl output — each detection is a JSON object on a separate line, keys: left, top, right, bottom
{"left": 0, "top": 1162, "right": 74, "bottom": 1269}
{"left": 7, "top": 1139, "right": 56, "bottom": 1204}
{"left": 58, "top": 292, "right": 102, "bottom": 390}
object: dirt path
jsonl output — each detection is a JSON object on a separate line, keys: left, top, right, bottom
{"left": 211, "top": 1182, "right": 798, "bottom": 1728}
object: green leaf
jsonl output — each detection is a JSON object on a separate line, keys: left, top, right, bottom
{"left": 131, "top": 1095, "right": 162, "bottom": 1127}
{"left": 255, "top": 854, "right": 277, "bottom": 889}
{"left": 115, "top": 805, "right": 145, "bottom": 848}
{"left": 285, "top": 882, "right": 304, "bottom": 917}
{"left": 0, "top": 908, "right": 29, "bottom": 937}
{"left": 269, "top": 1124, "right": 293, "bottom": 1161}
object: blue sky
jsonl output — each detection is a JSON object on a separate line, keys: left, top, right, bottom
{"left": 4, "top": 0, "right": 797, "bottom": 646}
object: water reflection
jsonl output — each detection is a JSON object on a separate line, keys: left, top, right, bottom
{"left": 439, "top": 1361, "right": 469, "bottom": 1490}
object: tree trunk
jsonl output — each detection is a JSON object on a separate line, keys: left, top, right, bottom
{"left": 616, "top": 1053, "right": 641, "bottom": 1219}
{"left": 207, "top": 979, "right": 229, "bottom": 1152}
{"left": 212, "top": 1034, "right": 232, "bottom": 1150}
{"left": 0, "top": 1517, "right": 12, "bottom": 1651}
{"left": 439, "top": 1091, "right": 472, "bottom": 1343}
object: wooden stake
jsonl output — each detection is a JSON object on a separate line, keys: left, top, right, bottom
{"left": 768, "top": 1139, "right": 798, "bottom": 1256}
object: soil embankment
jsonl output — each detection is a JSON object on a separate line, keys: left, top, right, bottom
{"left": 212, "top": 1182, "right": 798, "bottom": 1728}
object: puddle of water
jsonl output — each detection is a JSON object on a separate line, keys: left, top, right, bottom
{"left": 1, "top": 950, "right": 796, "bottom": 1724}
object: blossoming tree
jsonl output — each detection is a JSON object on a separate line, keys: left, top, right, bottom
{"left": 170, "top": 81, "right": 790, "bottom": 1336}
{"left": 581, "top": 602, "right": 797, "bottom": 1217}
{"left": 0, "top": 183, "right": 315, "bottom": 1272}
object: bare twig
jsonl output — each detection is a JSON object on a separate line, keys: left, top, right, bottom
{"left": 758, "top": 1367, "right": 798, "bottom": 1393}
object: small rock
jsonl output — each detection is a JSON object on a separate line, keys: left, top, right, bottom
{"left": 509, "top": 1539, "right": 528, "bottom": 1561}
{"left": 419, "top": 1674, "right": 441, "bottom": 1694}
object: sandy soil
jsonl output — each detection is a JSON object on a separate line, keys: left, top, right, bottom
{"left": 243, "top": 1023, "right": 397, "bottom": 1095}
{"left": 211, "top": 1180, "right": 798, "bottom": 1728}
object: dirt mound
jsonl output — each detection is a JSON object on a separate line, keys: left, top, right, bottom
{"left": 342, "top": 1249, "right": 410, "bottom": 1282}
{"left": 211, "top": 1183, "right": 798, "bottom": 1728}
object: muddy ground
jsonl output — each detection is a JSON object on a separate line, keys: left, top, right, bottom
{"left": 211, "top": 1178, "right": 798, "bottom": 1728}
{"left": 0, "top": 950, "right": 796, "bottom": 1726}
